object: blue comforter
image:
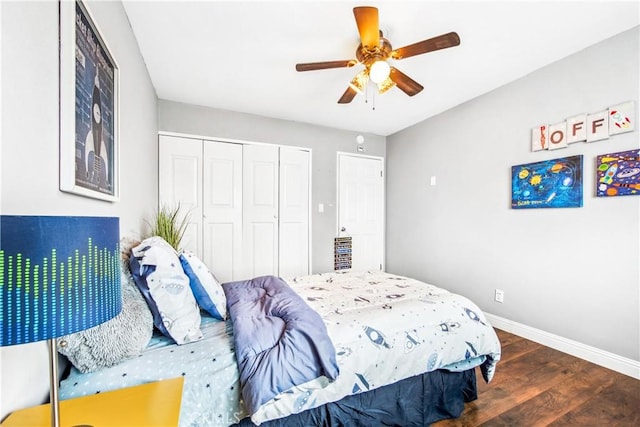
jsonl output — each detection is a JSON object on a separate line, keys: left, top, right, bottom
{"left": 223, "top": 275, "right": 339, "bottom": 415}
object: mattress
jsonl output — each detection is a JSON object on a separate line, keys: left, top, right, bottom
{"left": 59, "top": 270, "right": 501, "bottom": 426}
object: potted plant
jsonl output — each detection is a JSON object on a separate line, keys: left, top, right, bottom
{"left": 146, "top": 203, "right": 190, "bottom": 252}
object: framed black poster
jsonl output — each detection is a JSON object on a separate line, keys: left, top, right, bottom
{"left": 60, "top": 0, "right": 119, "bottom": 201}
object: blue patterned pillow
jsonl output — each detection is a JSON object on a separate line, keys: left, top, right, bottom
{"left": 180, "top": 252, "right": 227, "bottom": 320}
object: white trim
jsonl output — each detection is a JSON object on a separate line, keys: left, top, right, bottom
{"left": 307, "top": 149, "right": 313, "bottom": 274}
{"left": 486, "top": 313, "right": 640, "bottom": 379}
{"left": 157, "top": 130, "right": 311, "bottom": 153}
{"left": 336, "top": 150, "right": 386, "bottom": 162}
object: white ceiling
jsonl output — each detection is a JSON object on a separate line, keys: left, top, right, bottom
{"left": 121, "top": 1, "right": 639, "bottom": 136}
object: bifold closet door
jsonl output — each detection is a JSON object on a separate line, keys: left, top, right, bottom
{"left": 279, "top": 148, "right": 310, "bottom": 277}
{"left": 160, "top": 136, "right": 311, "bottom": 281}
{"left": 203, "top": 141, "right": 242, "bottom": 283}
{"left": 158, "top": 135, "right": 203, "bottom": 256}
{"left": 242, "top": 144, "right": 279, "bottom": 278}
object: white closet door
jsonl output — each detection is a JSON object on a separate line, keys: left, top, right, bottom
{"left": 203, "top": 141, "right": 242, "bottom": 283}
{"left": 158, "top": 135, "right": 203, "bottom": 256}
{"left": 279, "top": 147, "right": 310, "bottom": 277}
{"left": 242, "top": 144, "right": 279, "bottom": 278}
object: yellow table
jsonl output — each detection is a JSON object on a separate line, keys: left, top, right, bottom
{"left": 1, "top": 377, "right": 184, "bottom": 427}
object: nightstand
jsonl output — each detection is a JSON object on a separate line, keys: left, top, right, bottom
{"left": 1, "top": 377, "right": 184, "bottom": 427}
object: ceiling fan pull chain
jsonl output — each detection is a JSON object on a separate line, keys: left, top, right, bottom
{"left": 372, "top": 87, "right": 376, "bottom": 111}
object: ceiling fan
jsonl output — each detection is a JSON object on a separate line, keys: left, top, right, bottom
{"left": 295, "top": 6, "right": 460, "bottom": 104}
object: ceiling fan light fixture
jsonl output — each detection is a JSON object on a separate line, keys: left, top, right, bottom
{"left": 369, "top": 60, "right": 390, "bottom": 84}
{"left": 295, "top": 6, "right": 460, "bottom": 104}
{"left": 349, "top": 69, "right": 369, "bottom": 94}
{"left": 377, "top": 76, "right": 395, "bottom": 94}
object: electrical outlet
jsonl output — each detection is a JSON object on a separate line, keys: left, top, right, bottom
{"left": 494, "top": 289, "right": 504, "bottom": 303}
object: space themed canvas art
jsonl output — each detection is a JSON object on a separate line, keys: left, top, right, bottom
{"left": 59, "top": 0, "right": 119, "bottom": 202}
{"left": 596, "top": 149, "right": 640, "bottom": 197}
{"left": 511, "top": 155, "right": 583, "bottom": 209}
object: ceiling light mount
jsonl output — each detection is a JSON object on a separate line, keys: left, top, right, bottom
{"left": 354, "top": 32, "right": 393, "bottom": 85}
{"left": 355, "top": 32, "right": 393, "bottom": 67}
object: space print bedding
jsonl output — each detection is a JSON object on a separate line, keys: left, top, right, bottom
{"left": 249, "top": 270, "right": 501, "bottom": 424}
{"left": 58, "top": 270, "right": 501, "bottom": 426}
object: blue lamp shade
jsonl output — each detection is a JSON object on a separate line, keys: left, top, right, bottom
{"left": 0, "top": 216, "right": 121, "bottom": 346}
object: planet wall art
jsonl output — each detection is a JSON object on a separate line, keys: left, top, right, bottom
{"left": 511, "top": 155, "right": 583, "bottom": 209}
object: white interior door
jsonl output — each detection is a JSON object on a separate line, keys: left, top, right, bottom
{"left": 338, "top": 153, "right": 385, "bottom": 271}
{"left": 279, "top": 147, "right": 310, "bottom": 277}
{"left": 242, "top": 144, "right": 279, "bottom": 278}
{"left": 203, "top": 141, "right": 242, "bottom": 283}
{"left": 158, "top": 135, "right": 203, "bottom": 256}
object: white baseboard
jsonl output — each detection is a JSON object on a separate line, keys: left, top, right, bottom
{"left": 485, "top": 313, "right": 640, "bottom": 380}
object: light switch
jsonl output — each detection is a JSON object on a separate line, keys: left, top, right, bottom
{"left": 430, "top": 176, "right": 437, "bottom": 186}
{"left": 318, "top": 203, "right": 324, "bottom": 213}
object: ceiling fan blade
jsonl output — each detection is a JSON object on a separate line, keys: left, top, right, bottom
{"left": 353, "top": 6, "right": 379, "bottom": 49}
{"left": 296, "top": 60, "right": 357, "bottom": 72}
{"left": 389, "top": 67, "right": 423, "bottom": 96}
{"left": 338, "top": 86, "right": 358, "bottom": 104}
{"left": 391, "top": 32, "right": 460, "bottom": 60}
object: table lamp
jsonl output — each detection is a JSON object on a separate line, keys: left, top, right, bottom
{"left": 0, "top": 216, "right": 121, "bottom": 427}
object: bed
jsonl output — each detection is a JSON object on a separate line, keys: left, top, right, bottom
{"left": 58, "top": 264, "right": 501, "bottom": 427}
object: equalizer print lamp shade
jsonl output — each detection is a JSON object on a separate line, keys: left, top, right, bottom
{"left": 0, "top": 216, "right": 121, "bottom": 426}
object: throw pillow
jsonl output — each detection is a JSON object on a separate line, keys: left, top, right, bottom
{"left": 57, "top": 268, "right": 154, "bottom": 373}
{"left": 180, "top": 252, "right": 227, "bottom": 320}
{"left": 130, "top": 236, "right": 203, "bottom": 345}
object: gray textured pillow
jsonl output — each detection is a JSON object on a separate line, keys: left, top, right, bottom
{"left": 57, "top": 266, "right": 153, "bottom": 373}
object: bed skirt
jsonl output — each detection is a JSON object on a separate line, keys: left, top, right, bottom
{"left": 235, "top": 367, "right": 477, "bottom": 426}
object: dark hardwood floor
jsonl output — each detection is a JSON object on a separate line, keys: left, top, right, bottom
{"left": 433, "top": 329, "right": 640, "bottom": 426}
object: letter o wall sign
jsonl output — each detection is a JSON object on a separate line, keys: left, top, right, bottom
{"left": 531, "top": 101, "right": 635, "bottom": 152}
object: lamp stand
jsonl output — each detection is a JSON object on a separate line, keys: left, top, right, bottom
{"left": 48, "top": 338, "right": 61, "bottom": 427}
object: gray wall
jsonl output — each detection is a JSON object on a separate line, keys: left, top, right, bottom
{"left": 386, "top": 27, "right": 639, "bottom": 361}
{"left": 0, "top": 0, "right": 158, "bottom": 419}
{"left": 158, "top": 100, "right": 386, "bottom": 274}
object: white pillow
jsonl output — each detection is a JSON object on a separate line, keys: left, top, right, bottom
{"left": 179, "top": 252, "right": 227, "bottom": 320}
{"left": 129, "top": 237, "right": 203, "bottom": 345}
